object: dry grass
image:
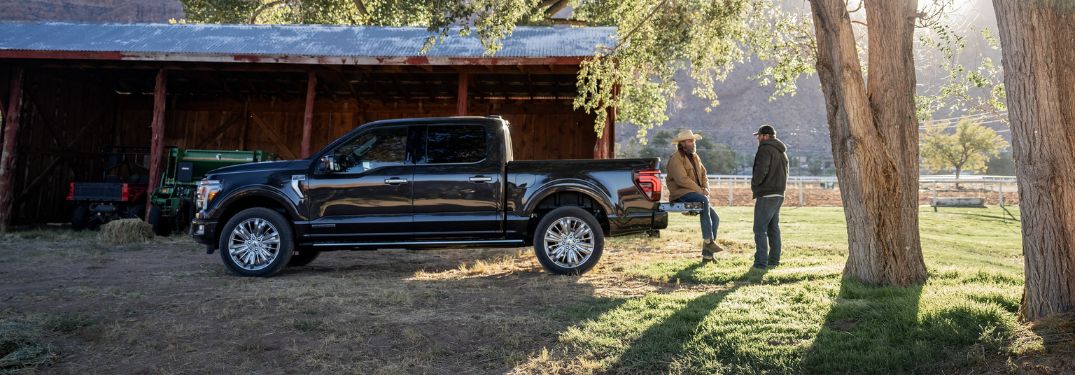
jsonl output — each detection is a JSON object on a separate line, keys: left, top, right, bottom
{"left": 96, "top": 219, "right": 154, "bottom": 245}
{"left": 0, "top": 207, "right": 1071, "bottom": 374}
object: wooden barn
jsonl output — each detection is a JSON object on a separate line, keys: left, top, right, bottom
{"left": 0, "top": 22, "right": 618, "bottom": 227}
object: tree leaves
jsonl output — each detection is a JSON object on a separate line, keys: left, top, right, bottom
{"left": 921, "top": 119, "right": 1009, "bottom": 177}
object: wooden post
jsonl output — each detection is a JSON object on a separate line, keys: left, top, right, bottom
{"left": 594, "top": 85, "right": 619, "bottom": 159}
{"left": 301, "top": 71, "right": 317, "bottom": 158}
{"left": 145, "top": 69, "right": 167, "bottom": 221}
{"left": 798, "top": 180, "right": 805, "bottom": 207}
{"left": 727, "top": 178, "right": 733, "bottom": 206}
{"left": 456, "top": 72, "right": 469, "bottom": 116}
{"left": 0, "top": 68, "right": 25, "bottom": 232}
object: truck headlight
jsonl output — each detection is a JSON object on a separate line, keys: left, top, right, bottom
{"left": 196, "top": 179, "right": 222, "bottom": 210}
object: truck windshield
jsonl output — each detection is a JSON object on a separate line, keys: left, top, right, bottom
{"left": 333, "top": 127, "right": 407, "bottom": 173}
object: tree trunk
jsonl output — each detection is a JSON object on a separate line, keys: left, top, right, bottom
{"left": 809, "top": 0, "right": 927, "bottom": 286}
{"left": 993, "top": 0, "right": 1075, "bottom": 321}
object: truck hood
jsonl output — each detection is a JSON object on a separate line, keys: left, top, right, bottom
{"left": 206, "top": 160, "right": 310, "bottom": 177}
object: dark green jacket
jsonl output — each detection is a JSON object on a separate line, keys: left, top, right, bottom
{"left": 751, "top": 138, "right": 789, "bottom": 198}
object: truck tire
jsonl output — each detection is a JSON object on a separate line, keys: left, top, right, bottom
{"left": 71, "top": 204, "right": 90, "bottom": 231}
{"left": 218, "top": 207, "right": 293, "bottom": 277}
{"left": 149, "top": 205, "right": 171, "bottom": 236}
{"left": 533, "top": 206, "right": 604, "bottom": 275}
{"left": 288, "top": 250, "right": 321, "bottom": 267}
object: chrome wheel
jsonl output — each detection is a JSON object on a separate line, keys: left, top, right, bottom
{"left": 543, "top": 217, "right": 595, "bottom": 268}
{"left": 227, "top": 218, "right": 281, "bottom": 271}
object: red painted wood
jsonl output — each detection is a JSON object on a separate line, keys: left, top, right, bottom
{"left": 0, "top": 67, "right": 24, "bottom": 231}
{"left": 457, "top": 72, "right": 469, "bottom": 116}
{"left": 301, "top": 71, "right": 317, "bottom": 158}
{"left": 145, "top": 69, "right": 167, "bottom": 221}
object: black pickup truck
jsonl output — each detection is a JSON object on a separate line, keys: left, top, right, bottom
{"left": 191, "top": 116, "right": 668, "bottom": 277}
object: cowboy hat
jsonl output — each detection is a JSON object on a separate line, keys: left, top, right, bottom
{"left": 671, "top": 129, "right": 703, "bottom": 143}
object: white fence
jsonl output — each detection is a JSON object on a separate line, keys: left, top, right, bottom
{"left": 674, "top": 175, "right": 1019, "bottom": 207}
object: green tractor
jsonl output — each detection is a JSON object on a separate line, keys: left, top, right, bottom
{"left": 149, "top": 147, "right": 274, "bottom": 236}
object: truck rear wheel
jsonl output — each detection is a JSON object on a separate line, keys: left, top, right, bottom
{"left": 218, "top": 207, "right": 293, "bottom": 277}
{"left": 533, "top": 206, "right": 604, "bottom": 275}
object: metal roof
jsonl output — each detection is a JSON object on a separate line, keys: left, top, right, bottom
{"left": 0, "top": 22, "right": 616, "bottom": 65}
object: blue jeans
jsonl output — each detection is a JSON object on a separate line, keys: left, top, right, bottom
{"left": 674, "top": 192, "right": 719, "bottom": 242}
{"left": 753, "top": 196, "right": 784, "bottom": 267}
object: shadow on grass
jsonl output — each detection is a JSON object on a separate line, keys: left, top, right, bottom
{"left": 606, "top": 266, "right": 768, "bottom": 373}
{"left": 802, "top": 277, "right": 1016, "bottom": 374}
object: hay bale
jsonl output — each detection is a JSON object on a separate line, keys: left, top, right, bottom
{"left": 97, "top": 218, "right": 154, "bottom": 245}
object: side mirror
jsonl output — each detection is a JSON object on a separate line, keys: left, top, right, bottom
{"left": 319, "top": 155, "right": 342, "bottom": 173}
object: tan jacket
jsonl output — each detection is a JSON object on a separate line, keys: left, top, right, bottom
{"left": 666, "top": 150, "right": 709, "bottom": 201}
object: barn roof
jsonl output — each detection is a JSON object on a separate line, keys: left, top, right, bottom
{"left": 0, "top": 22, "right": 616, "bottom": 65}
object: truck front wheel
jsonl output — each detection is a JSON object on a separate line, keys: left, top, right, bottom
{"left": 533, "top": 206, "right": 604, "bottom": 275}
{"left": 218, "top": 208, "right": 294, "bottom": 277}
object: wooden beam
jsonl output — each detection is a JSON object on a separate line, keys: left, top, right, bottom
{"left": 0, "top": 67, "right": 24, "bottom": 232}
{"left": 301, "top": 71, "right": 317, "bottom": 158}
{"left": 594, "top": 85, "right": 618, "bottom": 159}
{"left": 457, "top": 72, "right": 469, "bottom": 116}
{"left": 145, "top": 68, "right": 167, "bottom": 221}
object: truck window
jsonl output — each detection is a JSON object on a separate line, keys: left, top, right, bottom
{"left": 423, "top": 125, "right": 487, "bottom": 164}
{"left": 333, "top": 126, "right": 407, "bottom": 173}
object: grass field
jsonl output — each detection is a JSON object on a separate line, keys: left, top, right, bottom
{"left": 514, "top": 206, "right": 1036, "bottom": 374}
{"left": 1, "top": 206, "right": 1070, "bottom": 374}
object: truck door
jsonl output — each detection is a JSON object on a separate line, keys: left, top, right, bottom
{"left": 304, "top": 125, "right": 414, "bottom": 242}
{"left": 410, "top": 124, "right": 503, "bottom": 239}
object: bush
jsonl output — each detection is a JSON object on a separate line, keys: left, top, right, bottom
{"left": 97, "top": 218, "right": 154, "bottom": 245}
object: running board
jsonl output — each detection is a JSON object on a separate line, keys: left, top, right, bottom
{"left": 310, "top": 239, "right": 525, "bottom": 248}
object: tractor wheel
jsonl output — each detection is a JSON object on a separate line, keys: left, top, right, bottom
{"left": 149, "top": 205, "right": 172, "bottom": 236}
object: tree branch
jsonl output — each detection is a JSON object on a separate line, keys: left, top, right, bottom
{"left": 352, "top": 0, "right": 367, "bottom": 18}
{"left": 249, "top": 0, "right": 289, "bottom": 24}
{"left": 607, "top": 0, "right": 669, "bottom": 54}
{"left": 545, "top": 0, "right": 571, "bottom": 18}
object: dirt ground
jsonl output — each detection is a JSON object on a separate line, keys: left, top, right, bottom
{"left": 0, "top": 230, "right": 710, "bottom": 374}
{"left": 0, "top": 227, "right": 1065, "bottom": 374}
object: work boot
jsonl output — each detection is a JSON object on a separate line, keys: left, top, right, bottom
{"left": 704, "top": 240, "right": 724, "bottom": 254}
{"left": 701, "top": 240, "right": 716, "bottom": 261}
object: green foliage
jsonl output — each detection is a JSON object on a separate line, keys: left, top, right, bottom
{"left": 915, "top": 18, "right": 1007, "bottom": 121}
{"left": 572, "top": 0, "right": 814, "bottom": 139}
{"left": 921, "top": 119, "right": 1009, "bottom": 177}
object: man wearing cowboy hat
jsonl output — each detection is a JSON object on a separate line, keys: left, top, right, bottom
{"left": 750, "top": 124, "right": 789, "bottom": 269}
{"left": 666, "top": 129, "right": 724, "bottom": 261}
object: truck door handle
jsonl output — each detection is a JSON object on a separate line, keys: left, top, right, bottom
{"left": 469, "top": 176, "right": 493, "bottom": 183}
{"left": 384, "top": 178, "right": 408, "bottom": 185}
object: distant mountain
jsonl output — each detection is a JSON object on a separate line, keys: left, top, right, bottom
{"left": 0, "top": 0, "right": 184, "bottom": 23}
{"left": 616, "top": 63, "right": 833, "bottom": 163}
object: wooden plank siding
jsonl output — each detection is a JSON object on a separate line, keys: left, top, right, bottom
{"left": 5, "top": 67, "right": 603, "bottom": 224}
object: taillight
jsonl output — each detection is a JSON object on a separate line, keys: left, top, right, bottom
{"left": 121, "top": 183, "right": 130, "bottom": 202}
{"left": 634, "top": 169, "right": 662, "bottom": 201}
{"left": 67, "top": 182, "right": 75, "bottom": 201}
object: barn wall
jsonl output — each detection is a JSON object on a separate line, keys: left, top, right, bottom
{"left": 119, "top": 97, "right": 597, "bottom": 161}
{"left": 11, "top": 69, "right": 125, "bottom": 223}
{"left": 9, "top": 67, "right": 603, "bottom": 224}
